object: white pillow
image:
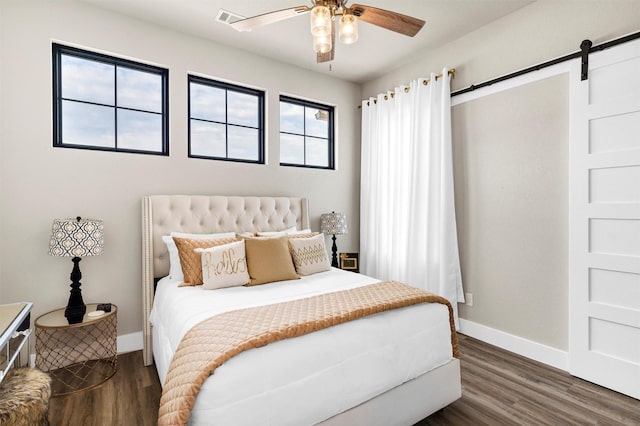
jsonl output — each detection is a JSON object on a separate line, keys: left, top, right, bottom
{"left": 162, "top": 231, "right": 237, "bottom": 281}
{"left": 255, "top": 226, "right": 297, "bottom": 237}
{"left": 289, "top": 228, "right": 312, "bottom": 235}
{"left": 195, "top": 240, "right": 250, "bottom": 289}
{"left": 255, "top": 227, "right": 312, "bottom": 237}
{"left": 288, "top": 233, "right": 331, "bottom": 276}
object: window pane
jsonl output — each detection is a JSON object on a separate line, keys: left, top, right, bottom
{"left": 117, "top": 110, "right": 162, "bottom": 152}
{"left": 188, "top": 76, "right": 264, "bottom": 163}
{"left": 117, "top": 67, "right": 162, "bottom": 113}
{"left": 306, "top": 137, "right": 329, "bottom": 167}
{"left": 280, "top": 97, "right": 333, "bottom": 168}
{"left": 191, "top": 120, "right": 226, "bottom": 158}
{"left": 280, "top": 102, "right": 304, "bottom": 134}
{"left": 228, "top": 91, "right": 258, "bottom": 127}
{"left": 228, "top": 126, "right": 259, "bottom": 161}
{"left": 306, "top": 107, "right": 329, "bottom": 138}
{"left": 190, "top": 83, "right": 225, "bottom": 122}
{"left": 54, "top": 44, "right": 168, "bottom": 155}
{"left": 61, "top": 55, "right": 114, "bottom": 105}
{"left": 281, "top": 133, "right": 304, "bottom": 164}
{"left": 62, "top": 100, "right": 114, "bottom": 147}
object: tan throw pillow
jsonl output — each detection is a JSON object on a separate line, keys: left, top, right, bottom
{"left": 244, "top": 236, "right": 299, "bottom": 286}
{"left": 162, "top": 232, "right": 237, "bottom": 281}
{"left": 195, "top": 240, "right": 250, "bottom": 290}
{"left": 173, "top": 236, "right": 237, "bottom": 286}
{"left": 288, "top": 233, "right": 331, "bottom": 276}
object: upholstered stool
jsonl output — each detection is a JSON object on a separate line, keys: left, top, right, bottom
{"left": 0, "top": 368, "right": 51, "bottom": 426}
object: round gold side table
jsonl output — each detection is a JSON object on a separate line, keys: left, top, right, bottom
{"left": 35, "top": 304, "right": 117, "bottom": 396}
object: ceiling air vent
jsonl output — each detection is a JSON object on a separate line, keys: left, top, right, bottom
{"left": 215, "top": 9, "right": 245, "bottom": 25}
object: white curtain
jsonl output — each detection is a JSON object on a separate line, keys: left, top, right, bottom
{"left": 360, "top": 68, "right": 464, "bottom": 327}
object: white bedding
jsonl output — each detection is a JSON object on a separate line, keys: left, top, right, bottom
{"left": 150, "top": 267, "right": 454, "bottom": 425}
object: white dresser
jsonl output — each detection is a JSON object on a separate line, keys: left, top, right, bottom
{"left": 0, "top": 302, "right": 33, "bottom": 384}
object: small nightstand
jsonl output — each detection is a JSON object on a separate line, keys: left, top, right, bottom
{"left": 35, "top": 304, "right": 117, "bottom": 396}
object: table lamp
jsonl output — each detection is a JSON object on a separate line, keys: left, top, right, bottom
{"left": 48, "top": 217, "right": 104, "bottom": 324}
{"left": 320, "top": 211, "right": 348, "bottom": 268}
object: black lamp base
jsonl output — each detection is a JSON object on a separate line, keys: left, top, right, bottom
{"left": 331, "top": 234, "right": 339, "bottom": 268}
{"left": 65, "top": 256, "right": 86, "bottom": 324}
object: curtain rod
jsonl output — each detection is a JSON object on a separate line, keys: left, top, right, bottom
{"left": 451, "top": 30, "right": 640, "bottom": 97}
{"left": 358, "top": 69, "right": 455, "bottom": 108}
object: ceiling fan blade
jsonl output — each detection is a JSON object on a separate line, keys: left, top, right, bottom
{"left": 317, "top": 19, "right": 335, "bottom": 63}
{"left": 231, "top": 6, "right": 310, "bottom": 32}
{"left": 350, "top": 4, "right": 425, "bottom": 37}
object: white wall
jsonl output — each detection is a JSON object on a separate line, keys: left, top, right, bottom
{"left": 452, "top": 74, "right": 570, "bottom": 350}
{"left": 363, "top": 0, "right": 639, "bottom": 353}
{"left": 362, "top": 1, "right": 640, "bottom": 97}
{"left": 0, "top": 0, "right": 361, "bottom": 337}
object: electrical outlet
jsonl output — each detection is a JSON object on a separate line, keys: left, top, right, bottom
{"left": 465, "top": 293, "right": 474, "bottom": 307}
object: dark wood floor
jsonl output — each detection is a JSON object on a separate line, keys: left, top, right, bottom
{"left": 48, "top": 334, "right": 639, "bottom": 425}
{"left": 48, "top": 350, "right": 161, "bottom": 426}
{"left": 420, "top": 335, "right": 639, "bottom": 425}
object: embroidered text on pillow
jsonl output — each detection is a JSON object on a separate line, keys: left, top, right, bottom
{"left": 196, "top": 240, "right": 251, "bottom": 289}
{"left": 203, "top": 247, "right": 247, "bottom": 279}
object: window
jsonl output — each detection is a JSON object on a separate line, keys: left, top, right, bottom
{"left": 188, "top": 75, "right": 265, "bottom": 163}
{"left": 52, "top": 44, "right": 168, "bottom": 155}
{"left": 280, "top": 96, "right": 334, "bottom": 169}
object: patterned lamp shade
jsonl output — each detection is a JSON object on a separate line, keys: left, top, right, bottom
{"left": 320, "top": 212, "right": 348, "bottom": 235}
{"left": 48, "top": 217, "right": 104, "bottom": 257}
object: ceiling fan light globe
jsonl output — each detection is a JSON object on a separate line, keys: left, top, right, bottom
{"left": 310, "top": 5, "right": 331, "bottom": 37}
{"left": 339, "top": 14, "right": 358, "bottom": 44}
{"left": 313, "top": 34, "right": 332, "bottom": 53}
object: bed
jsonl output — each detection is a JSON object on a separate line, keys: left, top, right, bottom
{"left": 141, "top": 195, "right": 461, "bottom": 425}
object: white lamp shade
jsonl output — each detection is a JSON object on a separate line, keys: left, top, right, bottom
{"left": 310, "top": 5, "right": 331, "bottom": 37}
{"left": 339, "top": 14, "right": 358, "bottom": 44}
{"left": 48, "top": 217, "right": 104, "bottom": 257}
{"left": 320, "top": 212, "right": 348, "bottom": 235}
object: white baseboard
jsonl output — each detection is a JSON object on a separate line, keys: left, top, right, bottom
{"left": 458, "top": 318, "right": 569, "bottom": 371}
{"left": 117, "top": 331, "right": 143, "bottom": 354}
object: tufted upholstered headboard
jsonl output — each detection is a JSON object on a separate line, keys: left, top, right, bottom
{"left": 141, "top": 195, "right": 310, "bottom": 365}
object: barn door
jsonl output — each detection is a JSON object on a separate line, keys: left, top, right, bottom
{"left": 569, "top": 37, "right": 640, "bottom": 399}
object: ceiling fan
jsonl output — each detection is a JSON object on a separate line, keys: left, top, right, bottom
{"left": 230, "top": 1, "right": 425, "bottom": 63}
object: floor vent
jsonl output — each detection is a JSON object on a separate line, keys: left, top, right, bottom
{"left": 215, "top": 9, "right": 245, "bottom": 25}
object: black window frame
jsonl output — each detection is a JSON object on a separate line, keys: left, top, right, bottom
{"left": 52, "top": 43, "right": 169, "bottom": 156}
{"left": 279, "top": 95, "right": 335, "bottom": 170}
{"left": 188, "top": 75, "right": 265, "bottom": 164}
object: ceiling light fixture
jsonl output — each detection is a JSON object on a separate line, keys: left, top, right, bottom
{"left": 310, "top": 5, "right": 331, "bottom": 37}
{"left": 230, "top": 1, "right": 425, "bottom": 63}
{"left": 310, "top": 1, "right": 358, "bottom": 53}
{"left": 313, "top": 33, "right": 332, "bottom": 54}
{"left": 338, "top": 10, "right": 358, "bottom": 44}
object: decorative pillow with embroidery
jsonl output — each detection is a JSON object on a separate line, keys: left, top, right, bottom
{"left": 288, "top": 233, "right": 331, "bottom": 276}
{"left": 195, "top": 240, "right": 250, "bottom": 290}
{"left": 287, "top": 231, "right": 319, "bottom": 240}
{"left": 162, "top": 232, "right": 236, "bottom": 281}
{"left": 173, "top": 236, "right": 238, "bottom": 286}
